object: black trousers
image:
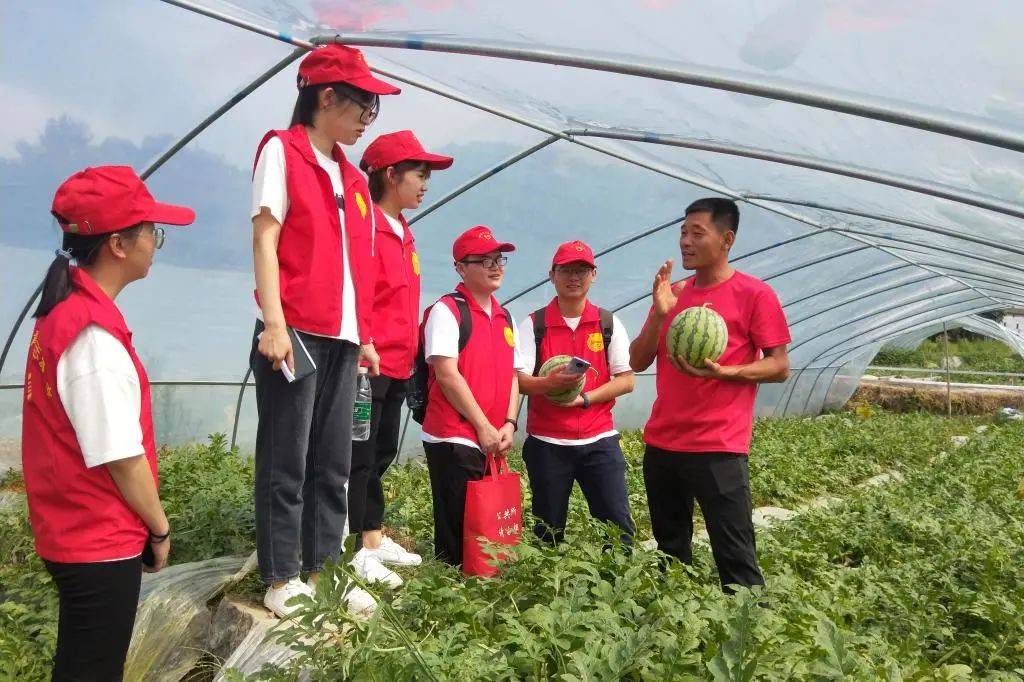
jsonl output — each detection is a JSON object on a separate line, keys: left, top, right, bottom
{"left": 522, "top": 435, "right": 634, "bottom": 545}
{"left": 348, "top": 375, "right": 407, "bottom": 544}
{"left": 643, "top": 446, "right": 764, "bottom": 591}
{"left": 423, "top": 441, "right": 486, "bottom": 566}
{"left": 44, "top": 556, "right": 142, "bottom": 682}
{"left": 251, "top": 322, "right": 359, "bottom": 584}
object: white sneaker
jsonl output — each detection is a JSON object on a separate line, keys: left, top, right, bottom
{"left": 263, "top": 577, "right": 313, "bottom": 618}
{"left": 352, "top": 548, "right": 403, "bottom": 589}
{"left": 344, "top": 584, "right": 378, "bottom": 615}
{"left": 368, "top": 536, "right": 423, "bottom": 567}
{"left": 305, "top": 574, "right": 378, "bottom": 616}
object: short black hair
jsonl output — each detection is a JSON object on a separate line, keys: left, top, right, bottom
{"left": 685, "top": 197, "right": 740, "bottom": 235}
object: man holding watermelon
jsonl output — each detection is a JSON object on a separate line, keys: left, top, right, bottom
{"left": 629, "top": 197, "right": 791, "bottom": 591}
{"left": 516, "top": 240, "right": 637, "bottom": 545}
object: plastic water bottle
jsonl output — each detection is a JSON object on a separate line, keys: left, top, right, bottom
{"left": 353, "top": 367, "right": 372, "bottom": 441}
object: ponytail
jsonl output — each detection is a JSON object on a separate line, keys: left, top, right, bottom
{"left": 34, "top": 219, "right": 141, "bottom": 318}
{"left": 34, "top": 249, "right": 73, "bottom": 318}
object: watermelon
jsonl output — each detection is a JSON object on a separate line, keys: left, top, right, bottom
{"left": 538, "top": 354, "right": 585, "bottom": 404}
{"left": 667, "top": 303, "right": 728, "bottom": 368}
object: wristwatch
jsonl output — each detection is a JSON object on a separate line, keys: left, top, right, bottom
{"left": 504, "top": 418, "right": 518, "bottom": 432}
{"left": 581, "top": 393, "right": 591, "bottom": 409}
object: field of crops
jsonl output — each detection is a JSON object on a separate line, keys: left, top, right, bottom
{"left": 872, "top": 338, "right": 1024, "bottom": 386}
{"left": 3, "top": 410, "right": 1023, "bottom": 680}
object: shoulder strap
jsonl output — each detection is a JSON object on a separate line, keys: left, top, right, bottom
{"left": 598, "top": 307, "right": 614, "bottom": 366}
{"left": 448, "top": 293, "right": 473, "bottom": 353}
{"left": 531, "top": 307, "right": 547, "bottom": 376}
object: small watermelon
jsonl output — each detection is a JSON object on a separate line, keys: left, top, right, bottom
{"left": 667, "top": 303, "right": 728, "bottom": 368}
{"left": 538, "top": 354, "right": 585, "bottom": 404}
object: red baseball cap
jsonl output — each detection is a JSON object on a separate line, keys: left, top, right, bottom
{"left": 359, "top": 130, "right": 454, "bottom": 173}
{"left": 552, "top": 240, "right": 596, "bottom": 268}
{"left": 51, "top": 166, "right": 195, "bottom": 236}
{"left": 453, "top": 226, "right": 516, "bottom": 261}
{"left": 297, "top": 44, "right": 401, "bottom": 95}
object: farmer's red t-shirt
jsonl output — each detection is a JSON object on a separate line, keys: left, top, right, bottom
{"left": 643, "top": 270, "right": 790, "bottom": 454}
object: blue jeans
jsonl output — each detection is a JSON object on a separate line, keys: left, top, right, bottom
{"left": 251, "top": 322, "right": 359, "bottom": 584}
{"left": 522, "top": 434, "right": 635, "bottom": 545}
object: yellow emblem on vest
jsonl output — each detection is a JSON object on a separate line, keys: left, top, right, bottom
{"left": 587, "top": 332, "right": 604, "bottom": 352}
{"left": 411, "top": 251, "right": 420, "bottom": 276}
{"left": 504, "top": 326, "right": 515, "bottom": 347}
{"left": 355, "top": 192, "right": 368, "bottom": 218}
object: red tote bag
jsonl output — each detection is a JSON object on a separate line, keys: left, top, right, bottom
{"left": 463, "top": 453, "right": 522, "bottom": 577}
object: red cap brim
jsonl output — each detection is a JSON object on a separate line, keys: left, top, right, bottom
{"left": 145, "top": 201, "right": 195, "bottom": 226}
{"left": 496, "top": 242, "right": 516, "bottom": 253}
{"left": 553, "top": 256, "right": 596, "bottom": 267}
{"left": 411, "top": 152, "right": 454, "bottom": 170}
{"left": 348, "top": 74, "right": 401, "bottom": 95}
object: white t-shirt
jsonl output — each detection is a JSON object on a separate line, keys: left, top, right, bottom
{"left": 56, "top": 325, "right": 144, "bottom": 469}
{"left": 382, "top": 212, "right": 405, "bottom": 240}
{"left": 421, "top": 299, "right": 525, "bottom": 450}
{"left": 251, "top": 136, "right": 360, "bottom": 344}
{"left": 516, "top": 310, "right": 632, "bottom": 447}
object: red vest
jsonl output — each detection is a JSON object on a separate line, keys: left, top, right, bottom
{"left": 527, "top": 299, "right": 616, "bottom": 440}
{"left": 421, "top": 284, "right": 516, "bottom": 445}
{"left": 370, "top": 206, "right": 420, "bottom": 379}
{"left": 253, "top": 124, "right": 376, "bottom": 342}
{"left": 21, "top": 268, "right": 157, "bottom": 563}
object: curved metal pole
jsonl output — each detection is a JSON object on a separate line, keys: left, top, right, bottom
{"left": 792, "top": 272, "right": 1024, "bottom": 329}
{"left": 0, "top": 45, "right": 306, "bottom": 437}
{"left": 744, "top": 195, "right": 1024, "bottom": 257}
{"left": 160, "top": 0, "right": 1006, "bottom": 308}
{"left": 158, "top": 0, "right": 314, "bottom": 47}
{"left": 809, "top": 297, "right": 1005, "bottom": 368}
{"left": 611, "top": 239, "right": 873, "bottom": 313}
{"left": 505, "top": 222, "right": 829, "bottom": 306}
{"left": 891, "top": 247, "right": 1024, "bottom": 287}
{"left": 158, "top": 3, "right": 1024, "bottom": 153}
{"left": 502, "top": 214, "right": 686, "bottom": 306}
{"left": 784, "top": 264, "right": 914, "bottom": 308}
{"left": 815, "top": 298, "right": 1018, "bottom": 371}
{"left": 788, "top": 273, "right": 941, "bottom": 326}
{"left": 311, "top": 32, "right": 1024, "bottom": 154}
{"left": 789, "top": 287, "right": 973, "bottom": 354}
{"left": 397, "top": 409, "right": 413, "bottom": 456}
{"left": 142, "top": 48, "right": 307, "bottom": 179}
{"left": 775, "top": 297, "right": 1004, "bottom": 414}
{"left": 936, "top": 266, "right": 1024, "bottom": 292}
{"left": 566, "top": 128, "right": 1024, "bottom": 221}
{"left": 795, "top": 366, "right": 838, "bottom": 416}
{"left": 410, "top": 135, "right": 559, "bottom": 226}
{"left": 229, "top": 366, "right": 253, "bottom": 451}
{"left": 0, "top": 282, "right": 44, "bottom": 381}
{"left": 841, "top": 229, "right": 1024, "bottom": 278}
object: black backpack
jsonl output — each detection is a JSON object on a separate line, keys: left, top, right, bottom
{"left": 407, "top": 292, "right": 510, "bottom": 424}
{"left": 531, "top": 306, "right": 614, "bottom": 376}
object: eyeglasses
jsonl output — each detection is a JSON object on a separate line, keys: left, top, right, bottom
{"left": 554, "top": 265, "right": 593, "bottom": 278}
{"left": 462, "top": 255, "right": 508, "bottom": 269}
{"left": 111, "top": 225, "right": 164, "bottom": 250}
{"left": 334, "top": 89, "right": 380, "bottom": 125}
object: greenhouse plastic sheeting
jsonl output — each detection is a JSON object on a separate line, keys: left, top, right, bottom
{"left": 884, "top": 314, "right": 1024, "bottom": 358}
{"left": 2, "top": 1, "right": 1022, "bottom": 458}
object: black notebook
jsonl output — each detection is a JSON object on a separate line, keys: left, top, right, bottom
{"left": 284, "top": 326, "right": 317, "bottom": 383}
